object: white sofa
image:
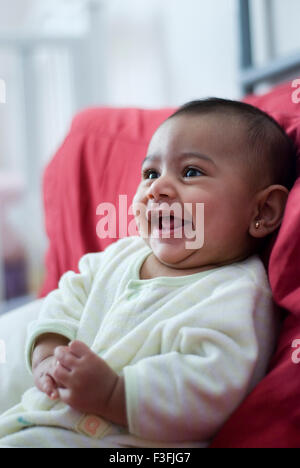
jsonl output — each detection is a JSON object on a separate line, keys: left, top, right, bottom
{"left": 0, "top": 299, "right": 43, "bottom": 414}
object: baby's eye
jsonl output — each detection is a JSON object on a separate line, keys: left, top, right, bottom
{"left": 142, "top": 169, "right": 159, "bottom": 180}
{"left": 184, "top": 167, "right": 204, "bottom": 178}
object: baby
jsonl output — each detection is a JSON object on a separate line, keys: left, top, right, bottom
{"left": 0, "top": 98, "right": 296, "bottom": 448}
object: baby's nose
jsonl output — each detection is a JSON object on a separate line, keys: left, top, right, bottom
{"left": 147, "top": 176, "right": 177, "bottom": 201}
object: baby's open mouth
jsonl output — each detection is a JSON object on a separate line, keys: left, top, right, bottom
{"left": 146, "top": 209, "right": 194, "bottom": 235}
{"left": 159, "top": 214, "right": 185, "bottom": 230}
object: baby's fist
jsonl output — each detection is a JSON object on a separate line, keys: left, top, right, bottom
{"left": 33, "top": 355, "right": 60, "bottom": 400}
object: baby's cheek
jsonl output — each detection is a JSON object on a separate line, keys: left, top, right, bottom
{"left": 135, "top": 213, "right": 149, "bottom": 238}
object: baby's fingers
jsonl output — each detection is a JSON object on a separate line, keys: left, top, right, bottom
{"left": 42, "top": 375, "right": 59, "bottom": 400}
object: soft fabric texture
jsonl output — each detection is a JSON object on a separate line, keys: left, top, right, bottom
{"left": 0, "top": 236, "right": 276, "bottom": 448}
{"left": 35, "top": 80, "right": 300, "bottom": 447}
{"left": 0, "top": 301, "right": 41, "bottom": 415}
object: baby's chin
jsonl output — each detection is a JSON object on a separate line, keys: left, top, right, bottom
{"left": 147, "top": 238, "right": 197, "bottom": 268}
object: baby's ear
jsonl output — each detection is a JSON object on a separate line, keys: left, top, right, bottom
{"left": 249, "top": 185, "right": 289, "bottom": 239}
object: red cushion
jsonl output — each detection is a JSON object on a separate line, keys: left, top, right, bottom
{"left": 40, "top": 82, "right": 300, "bottom": 448}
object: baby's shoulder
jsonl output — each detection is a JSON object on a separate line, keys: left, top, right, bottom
{"left": 102, "top": 235, "right": 149, "bottom": 259}
{"left": 224, "top": 255, "right": 270, "bottom": 292}
{"left": 78, "top": 235, "right": 149, "bottom": 272}
{"left": 234, "top": 255, "right": 268, "bottom": 282}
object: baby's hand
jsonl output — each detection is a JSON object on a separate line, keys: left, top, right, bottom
{"left": 52, "top": 340, "right": 119, "bottom": 416}
{"left": 33, "top": 355, "right": 60, "bottom": 400}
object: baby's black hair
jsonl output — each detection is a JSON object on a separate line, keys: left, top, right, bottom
{"left": 168, "top": 98, "right": 297, "bottom": 191}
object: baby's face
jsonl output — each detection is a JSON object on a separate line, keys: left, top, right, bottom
{"left": 133, "top": 113, "right": 258, "bottom": 271}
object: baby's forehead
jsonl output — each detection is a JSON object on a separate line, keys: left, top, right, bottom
{"left": 164, "top": 111, "right": 246, "bottom": 133}
{"left": 149, "top": 112, "right": 248, "bottom": 158}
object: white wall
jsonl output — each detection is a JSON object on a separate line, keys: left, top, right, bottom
{"left": 157, "top": 0, "right": 239, "bottom": 104}
{"left": 251, "top": 0, "right": 300, "bottom": 64}
{"left": 272, "top": 0, "right": 300, "bottom": 57}
{"left": 102, "top": 0, "right": 240, "bottom": 108}
{"left": 0, "top": 0, "right": 32, "bottom": 28}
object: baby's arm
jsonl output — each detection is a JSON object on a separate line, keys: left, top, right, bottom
{"left": 32, "top": 333, "right": 70, "bottom": 399}
{"left": 25, "top": 253, "right": 101, "bottom": 374}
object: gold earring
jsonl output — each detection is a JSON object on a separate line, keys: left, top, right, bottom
{"left": 255, "top": 221, "right": 260, "bottom": 229}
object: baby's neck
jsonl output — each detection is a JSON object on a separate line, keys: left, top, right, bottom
{"left": 140, "top": 249, "right": 254, "bottom": 280}
{"left": 139, "top": 253, "right": 213, "bottom": 280}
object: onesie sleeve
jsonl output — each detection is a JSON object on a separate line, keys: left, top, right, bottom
{"left": 123, "top": 275, "right": 274, "bottom": 443}
{"left": 25, "top": 252, "right": 100, "bottom": 373}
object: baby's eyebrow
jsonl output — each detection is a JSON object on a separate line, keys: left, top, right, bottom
{"left": 141, "top": 152, "right": 215, "bottom": 167}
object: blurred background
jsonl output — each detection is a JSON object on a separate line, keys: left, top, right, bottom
{"left": 0, "top": 0, "right": 300, "bottom": 313}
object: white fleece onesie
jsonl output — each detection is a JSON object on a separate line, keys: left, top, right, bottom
{"left": 0, "top": 236, "right": 277, "bottom": 448}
